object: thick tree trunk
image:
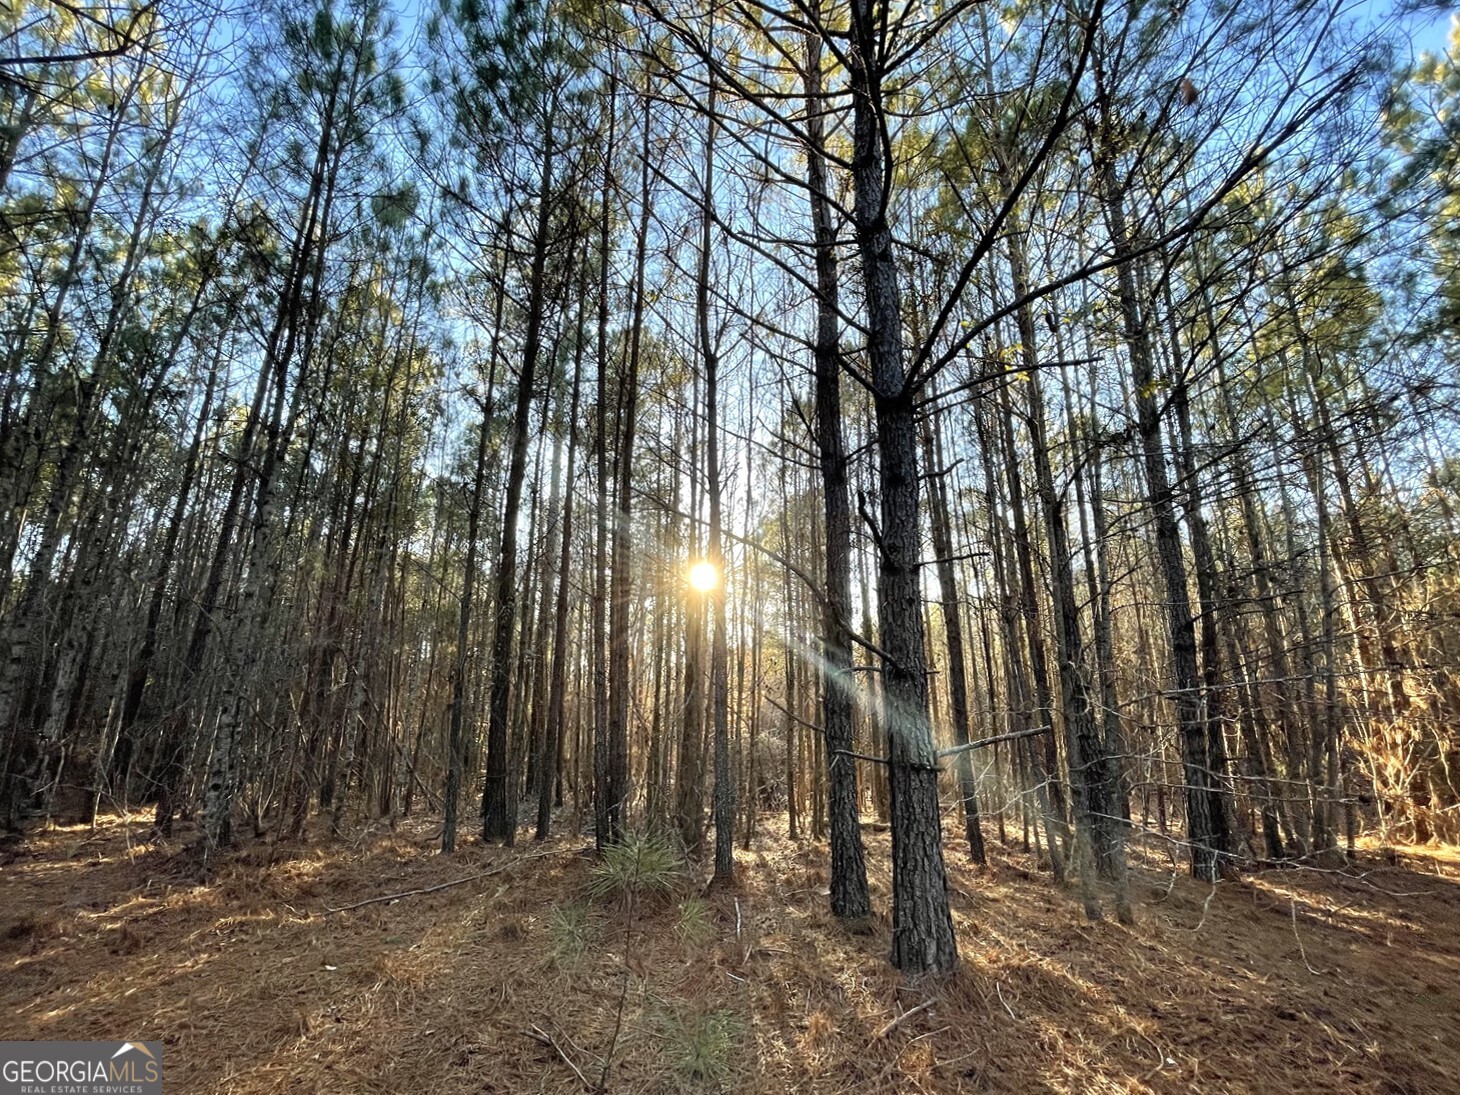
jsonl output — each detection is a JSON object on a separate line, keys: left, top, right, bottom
{"left": 848, "top": 0, "right": 956, "bottom": 974}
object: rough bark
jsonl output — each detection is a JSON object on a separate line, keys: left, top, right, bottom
{"left": 849, "top": 0, "right": 956, "bottom": 974}
{"left": 805, "top": 27, "right": 871, "bottom": 916}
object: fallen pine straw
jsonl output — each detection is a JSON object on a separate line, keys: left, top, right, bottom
{"left": 5, "top": 813, "right": 1460, "bottom": 1094}
{"left": 322, "top": 847, "right": 558, "bottom": 914}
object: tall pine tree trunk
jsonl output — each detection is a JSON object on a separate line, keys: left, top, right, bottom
{"left": 804, "top": 26, "right": 871, "bottom": 915}
{"left": 481, "top": 125, "right": 556, "bottom": 845}
{"left": 848, "top": 0, "right": 955, "bottom": 973}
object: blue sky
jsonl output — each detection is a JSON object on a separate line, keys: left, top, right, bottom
{"left": 1369, "top": 2, "right": 1455, "bottom": 59}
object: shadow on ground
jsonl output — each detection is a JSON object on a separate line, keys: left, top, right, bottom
{"left": 3, "top": 813, "right": 1459, "bottom": 1094}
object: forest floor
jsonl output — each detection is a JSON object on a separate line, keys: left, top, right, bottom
{"left": 3, "top": 812, "right": 1459, "bottom": 1095}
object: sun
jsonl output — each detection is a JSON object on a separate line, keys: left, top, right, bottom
{"left": 687, "top": 560, "right": 719, "bottom": 593}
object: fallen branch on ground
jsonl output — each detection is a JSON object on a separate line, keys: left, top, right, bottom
{"left": 524, "top": 1024, "right": 591, "bottom": 1089}
{"left": 322, "top": 848, "right": 558, "bottom": 914}
{"left": 995, "top": 982, "right": 1017, "bottom": 1021}
{"left": 876, "top": 998, "right": 937, "bottom": 1039}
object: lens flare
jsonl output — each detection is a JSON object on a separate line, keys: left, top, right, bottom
{"left": 687, "top": 560, "right": 719, "bottom": 593}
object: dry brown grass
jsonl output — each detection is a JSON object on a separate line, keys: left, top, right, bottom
{"left": 3, "top": 812, "right": 1459, "bottom": 1094}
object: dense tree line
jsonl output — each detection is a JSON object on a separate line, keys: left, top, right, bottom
{"left": 2, "top": 0, "right": 1458, "bottom": 974}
